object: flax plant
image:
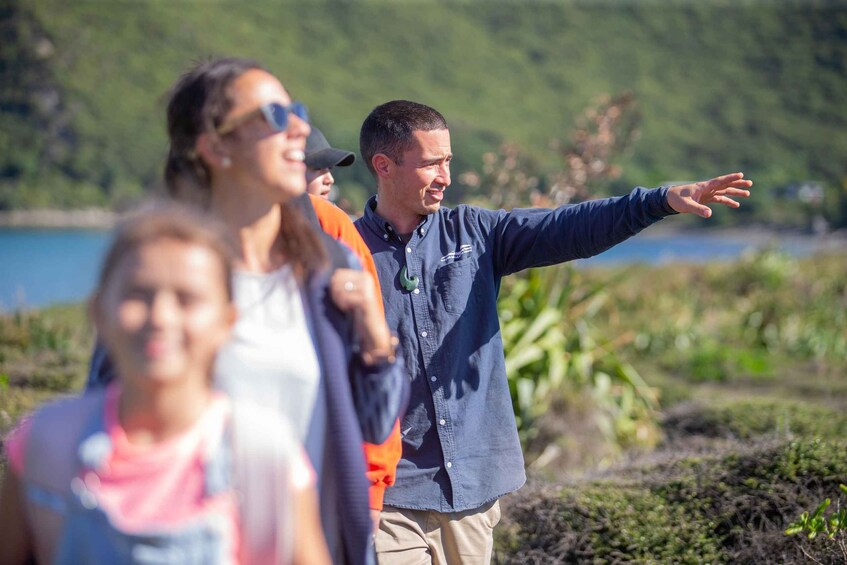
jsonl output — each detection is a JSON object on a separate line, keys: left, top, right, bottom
{"left": 498, "top": 264, "right": 660, "bottom": 454}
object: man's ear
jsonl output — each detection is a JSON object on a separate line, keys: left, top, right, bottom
{"left": 195, "top": 132, "right": 231, "bottom": 170}
{"left": 372, "top": 153, "right": 393, "bottom": 179}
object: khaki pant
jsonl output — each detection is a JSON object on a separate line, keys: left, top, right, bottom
{"left": 374, "top": 500, "right": 501, "bottom": 565}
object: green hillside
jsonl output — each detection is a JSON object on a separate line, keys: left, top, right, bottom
{"left": 2, "top": 0, "right": 846, "bottom": 226}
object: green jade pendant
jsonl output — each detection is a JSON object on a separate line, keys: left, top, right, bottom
{"left": 400, "top": 264, "right": 419, "bottom": 292}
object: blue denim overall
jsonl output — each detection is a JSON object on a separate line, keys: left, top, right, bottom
{"left": 26, "top": 393, "right": 234, "bottom": 565}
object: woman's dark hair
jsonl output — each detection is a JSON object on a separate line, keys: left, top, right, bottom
{"left": 164, "top": 57, "right": 325, "bottom": 276}
{"left": 359, "top": 100, "right": 448, "bottom": 176}
{"left": 165, "top": 57, "right": 262, "bottom": 194}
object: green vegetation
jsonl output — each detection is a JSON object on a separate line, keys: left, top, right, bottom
{"left": 0, "top": 305, "right": 91, "bottom": 437}
{"left": 493, "top": 250, "right": 847, "bottom": 562}
{"left": 3, "top": 1, "right": 847, "bottom": 227}
{"left": 500, "top": 249, "right": 846, "bottom": 463}
{"left": 786, "top": 484, "right": 847, "bottom": 563}
{"left": 591, "top": 250, "right": 847, "bottom": 380}
{"left": 664, "top": 398, "right": 847, "bottom": 443}
{"left": 499, "top": 437, "right": 847, "bottom": 563}
{"left": 2, "top": 252, "right": 845, "bottom": 562}
{"left": 500, "top": 264, "right": 661, "bottom": 464}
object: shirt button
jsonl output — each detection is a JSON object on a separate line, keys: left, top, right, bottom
{"left": 383, "top": 234, "right": 388, "bottom": 240}
{"left": 421, "top": 331, "right": 428, "bottom": 337}
{"left": 446, "top": 461, "right": 453, "bottom": 469}
{"left": 413, "top": 288, "right": 420, "bottom": 294}
{"left": 420, "top": 228, "right": 426, "bottom": 235}
{"left": 406, "top": 247, "right": 412, "bottom": 253}
{"left": 431, "top": 376, "right": 437, "bottom": 382}
{"left": 439, "top": 419, "right": 446, "bottom": 426}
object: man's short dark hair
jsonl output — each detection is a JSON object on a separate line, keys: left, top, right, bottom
{"left": 359, "top": 100, "right": 448, "bottom": 176}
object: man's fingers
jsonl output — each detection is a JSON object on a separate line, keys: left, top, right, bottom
{"left": 707, "top": 172, "right": 745, "bottom": 186}
{"left": 679, "top": 197, "right": 713, "bottom": 217}
{"left": 704, "top": 174, "right": 751, "bottom": 193}
{"left": 719, "top": 187, "right": 751, "bottom": 196}
{"left": 711, "top": 195, "right": 741, "bottom": 208}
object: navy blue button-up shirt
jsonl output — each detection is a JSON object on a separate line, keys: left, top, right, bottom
{"left": 355, "top": 186, "right": 676, "bottom": 512}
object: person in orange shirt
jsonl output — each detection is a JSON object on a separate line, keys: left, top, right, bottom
{"left": 305, "top": 126, "right": 355, "bottom": 200}
{"left": 308, "top": 193, "right": 402, "bottom": 531}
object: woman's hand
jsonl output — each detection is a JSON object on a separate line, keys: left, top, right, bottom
{"left": 330, "top": 269, "right": 395, "bottom": 365}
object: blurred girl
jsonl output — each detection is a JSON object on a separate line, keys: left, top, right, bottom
{"left": 0, "top": 206, "right": 330, "bottom": 564}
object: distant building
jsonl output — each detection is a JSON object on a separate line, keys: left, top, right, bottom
{"left": 778, "top": 181, "right": 825, "bottom": 206}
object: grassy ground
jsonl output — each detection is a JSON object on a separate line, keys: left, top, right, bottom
{"left": 0, "top": 305, "right": 90, "bottom": 437}
{"left": 496, "top": 376, "right": 847, "bottom": 563}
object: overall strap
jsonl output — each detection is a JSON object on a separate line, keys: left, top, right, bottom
{"left": 24, "top": 390, "right": 108, "bottom": 499}
{"left": 22, "top": 390, "right": 107, "bottom": 565}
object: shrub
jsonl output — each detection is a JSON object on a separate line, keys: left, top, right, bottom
{"left": 662, "top": 398, "right": 847, "bottom": 444}
{"left": 498, "top": 439, "right": 847, "bottom": 563}
{"left": 499, "top": 264, "right": 660, "bottom": 459}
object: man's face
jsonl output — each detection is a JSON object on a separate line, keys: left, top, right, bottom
{"left": 384, "top": 128, "right": 452, "bottom": 223}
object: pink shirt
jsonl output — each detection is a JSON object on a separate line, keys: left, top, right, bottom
{"left": 5, "top": 384, "right": 313, "bottom": 563}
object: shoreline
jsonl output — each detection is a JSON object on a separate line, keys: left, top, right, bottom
{"left": 0, "top": 208, "right": 118, "bottom": 229}
{"left": 642, "top": 222, "right": 847, "bottom": 242}
{"left": 1, "top": 208, "right": 845, "bottom": 248}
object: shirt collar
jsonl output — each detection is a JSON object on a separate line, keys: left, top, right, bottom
{"left": 362, "top": 195, "right": 435, "bottom": 240}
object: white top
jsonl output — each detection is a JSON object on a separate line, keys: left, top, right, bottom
{"left": 214, "top": 264, "right": 326, "bottom": 476}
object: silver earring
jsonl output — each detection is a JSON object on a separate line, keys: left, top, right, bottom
{"left": 221, "top": 157, "right": 232, "bottom": 168}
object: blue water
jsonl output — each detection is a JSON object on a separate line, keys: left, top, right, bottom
{"left": 0, "top": 227, "right": 838, "bottom": 311}
{"left": 575, "top": 231, "right": 823, "bottom": 266}
{"left": 0, "top": 228, "right": 113, "bottom": 311}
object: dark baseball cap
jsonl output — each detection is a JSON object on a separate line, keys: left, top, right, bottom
{"left": 305, "top": 127, "right": 356, "bottom": 170}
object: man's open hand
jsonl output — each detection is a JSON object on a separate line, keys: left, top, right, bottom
{"left": 666, "top": 172, "right": 752, "bottom": 218}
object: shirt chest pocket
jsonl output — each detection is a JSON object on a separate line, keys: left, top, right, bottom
{"left": 433, "top": 257, "right": 479, "bottom": 314}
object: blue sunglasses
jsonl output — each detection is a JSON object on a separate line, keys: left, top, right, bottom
{"left": 217, "top": 101, "right": 309, "bottom": 136}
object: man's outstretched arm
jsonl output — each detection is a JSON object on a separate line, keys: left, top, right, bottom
{"left": 489, "top": 171, "right": 753, "bottom": 276}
